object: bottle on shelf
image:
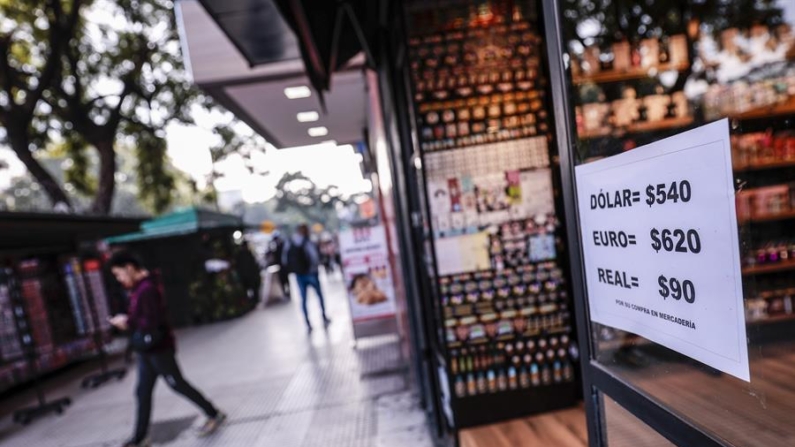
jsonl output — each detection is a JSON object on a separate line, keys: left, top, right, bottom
{"left": 530, "top": 362, "right": 541, "bottom": 386}
{"left": 497, "top": 369, "right": 508, "bottom": 391}
{"left": 541, "top": 363, "right": 552, "bottom": 385}
{"left": 508, "top": 366, "right": 518, "bottom": 389}
{"left": 477, "top": 371, "right": 487, "bottom": 394}
{"left": 455, "top": 375, "right": 467, "bottom": 397}
{"left": 488, "top": 369, "right": 498, "bottom": 393}
{"left": 563, "top": 361, "right": 574, "bottom": 382}
{"left": 520, "top": 366, "right": 530, "bottom": 388}
{"left": 467, "top": 373, "right": 477, "bottom": 396}
{"left": 553, "top": 360, "right": 563, "bottom": 383}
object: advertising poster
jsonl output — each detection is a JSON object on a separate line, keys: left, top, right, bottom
{"left": 339, "top": 225, "right": 397, "bottom": 322}
{"left": 575, "top": 119, "right": 750, "bottom": 381}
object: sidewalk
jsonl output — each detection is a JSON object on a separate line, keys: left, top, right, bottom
{"left": 0, "top": 272, "right": 433, "bottom": 447}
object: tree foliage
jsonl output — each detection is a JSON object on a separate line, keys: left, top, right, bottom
{"left": 0, "top": 0, "right": 81, "bottom": 208}
{"left": 273, "top": 171, "right": 345, "bottom": 222}
{"left": 45, "top": 0, "right": 200, "bottom": 214}
{"left": 0, "top": 0, "right": 242, "bottom": 215}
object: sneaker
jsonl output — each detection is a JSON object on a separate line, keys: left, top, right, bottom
{"left": 121, "top": 438, "right": 151, "bottom": 447}
{"left": 198, "top": 412, "right": 227, "bottom": 437}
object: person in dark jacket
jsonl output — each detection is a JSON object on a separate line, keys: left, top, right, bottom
{"left": 234, "top": 242, "right": 262, "bottom": 300}
{"left": 267, "top": 231, "right": 290, "bottom": 297}
{"left": 108, "top": 251, "right": 225, "bottom": 447}
{"left": 282, "top": 224, "right": 330, "bottom": 332}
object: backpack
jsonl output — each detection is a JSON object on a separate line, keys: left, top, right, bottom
{"left": 285, "top": 240, "right": 311, "bottom": 275}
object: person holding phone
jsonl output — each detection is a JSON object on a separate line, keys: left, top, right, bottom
{"left": 108, "top": 251, "right": 225, "bottom": 447}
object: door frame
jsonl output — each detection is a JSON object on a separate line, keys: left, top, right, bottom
{"left": 540, "top": 1, "right": 726, "bottom": 445}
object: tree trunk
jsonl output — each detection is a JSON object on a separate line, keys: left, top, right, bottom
{"left": 6, "top": 130, "right": 72, "bottom": 210}
{"left": 90, "top": 139, "right": 116, "bottom": 215}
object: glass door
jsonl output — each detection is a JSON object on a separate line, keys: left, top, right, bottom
{"left": 542, "top": 0, "right": 795, "bottom": 445}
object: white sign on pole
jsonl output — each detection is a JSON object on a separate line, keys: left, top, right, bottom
{"left": 575, "top": 119, "right": 749, "bottom": 381}
{"left": 339, "top": 225, "right": 397, "bottom": 323}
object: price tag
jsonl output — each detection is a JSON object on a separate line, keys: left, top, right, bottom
{"left": 575, "top": 119, "right": 749, "bottom": 381}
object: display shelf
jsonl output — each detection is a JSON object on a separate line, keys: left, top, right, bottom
{"left": 747, "top": 314, "right": 795, "bottom": 325}
{"left": 626, "top": 116, "right": 693, "bottom": 134}
{"left": 739, "top": 209, "right": 795, "bottom": 224}
{"left": 730, "top": 97, "right": 795, "bottom": 121}
{"left": 596, "top": 337, "right": 652, "bottom": 352}
{"left": 578, "top": 127, "right": 613, "bottom": 140}
{"left": 734, "top": 159, "right": 795, "bottom": 173}
{"left": 572, "top": 62, "right": 690, "bottom": 85}
{"left": 579, "top": 116, "right": 694, "bottom": 140}
{"left": 742, "top": 259, "right": 795, "bottom": 276}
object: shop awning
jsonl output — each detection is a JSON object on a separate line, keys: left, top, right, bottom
{"left": 195, "top": 0, "right": 302, "bottom": 66}
{"left": 271, "top": 0, "right": 380, "bottom": 99}
{"left": 0, "top": 212, "right": 143, "bottom": 251}
{"left": 106, "top": 207, "right": 243, "bottom": 244}
{"left": 176, "top": 0, "right": 369, "bottom": 148}
{"left": 195, "top": 0, "right": 379, "bottom": 96}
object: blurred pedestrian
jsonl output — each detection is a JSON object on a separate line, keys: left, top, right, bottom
{"left": 319, "top": 233, "right": 336, "bottom": 274}
{"left": 108, "top": 251, "right": 226, "bottom": 447}
{"left": 266, "top": 230, "right": 290, "bottom": 297}
{"left": 283, "top": 224, "right": 330, "bottom": 332}
{"left": 235, "top": 241, "right": 262, "bottom": 300}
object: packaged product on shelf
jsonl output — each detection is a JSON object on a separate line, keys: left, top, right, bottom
{"left": 668, "top": 35, "right": 688, "bottom": 65}
{"left": 0, "top": 270, "right": 22, "bottom": 362}
{"left": 640, "top": 38, "right": 660, "bottom": 68}
{"left": 612, "top": 40, "right": 631, "bottom": 71}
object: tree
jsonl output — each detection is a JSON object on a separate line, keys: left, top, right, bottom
{"left": 46, "top": 0, "right": 200, "bottom": 214}
{"left": 0, "top": 0, "right": 82, "bottom": 209}
{"left": 273, "top": 171, "right": 345, "bottom": 224}
{"left": 1, "top": 0, "right": 246, "bottom": 215}
{"left": 0, "top": 140, "right": 209, "bottom": 215}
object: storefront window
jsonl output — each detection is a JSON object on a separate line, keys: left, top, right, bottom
{"left": 562, "top": 1, "right": 795, "bottom": 445}
{"left": 602, "top": 394, "right": 674, "bottom": 447}
{"left": 402, "top": 0, "right": 580, "bottom": 428}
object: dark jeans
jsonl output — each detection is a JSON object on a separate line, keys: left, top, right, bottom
{"left": 295, "top": 273, "right": 328, "bottom": 327}
{"left": 133, "top": 350, "right": 217, "bottom": 442}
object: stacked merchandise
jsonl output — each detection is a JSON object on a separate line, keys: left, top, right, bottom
{"left": 560, "top": 2, "right": 795, "bottom": 342}
{"left": 0, "top": 267, "right": 34, "bottom": 393}
{"left": 0, "top": 268, "right": 23, "bottom": 361}
{"left": 62, "top": 259, "right": 92, "bottom": 336}
{"left": 1, "top": 257, "right": 98, "bottom": 392}
{"left": 732, "top": 131, "right": 795, "bottom": 170}
{"left": 405, "top": 0, "right": 578, "bottom": 426}
{"left": 83, "top": 259, "right": 112, "bottom": 333}
{"left": 17, "top": 260, "right": 55, "bottom": 355}
{"left": 409, "top": 5, "right": 552, "bottom": 153}
{"left": 0, "top": 268, "right": 24, "bottom": 391}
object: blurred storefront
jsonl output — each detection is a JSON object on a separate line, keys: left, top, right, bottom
{"left": 105, "top": 206, "right": 258, "bottom": 327}
{"left": 178, "top": 1, "right": 795, "bottom": 446}
{"left": 0, "top": 213, "right": 141, "bottom": 396}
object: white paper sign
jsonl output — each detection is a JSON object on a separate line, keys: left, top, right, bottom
{"left": 575, "top": 119, "right": 749, "bottom": 381}
{"left": 434, "top": 231, "right": 491, "bottom": 275}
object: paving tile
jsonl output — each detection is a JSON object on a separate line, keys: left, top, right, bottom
{"left": 0, "top": 275, "right": 433, "bottom": 447}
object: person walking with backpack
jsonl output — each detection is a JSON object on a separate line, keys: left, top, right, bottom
{"left": 108, "top": 251, "right": 226, "bottom": 447}
{"left": 283, "top": 224, "right": 330, "bottom": 332}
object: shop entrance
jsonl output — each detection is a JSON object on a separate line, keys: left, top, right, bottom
{"left": 543, "top": 0, "right": 795, "bottom": 445}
